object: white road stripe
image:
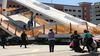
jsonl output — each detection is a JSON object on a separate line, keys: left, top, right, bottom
{"left": 31, "top": 49, "right": 40, "bottom": 52}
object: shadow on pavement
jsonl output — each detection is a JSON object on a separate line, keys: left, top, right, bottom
{"left": 73, "top": 52, "right": 100, "bottom": 56}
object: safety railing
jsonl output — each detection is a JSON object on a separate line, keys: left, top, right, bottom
{"left": 0, "top": 18, "right": 43, "bottom": 37}
{"left": 22, "top": 12, "right": 50, "bottom": 25}
{"left": 0, "top": 18, "right": 17, "bottom": 35}
{"left": 0, "top": 18, "right": 100, "bottom": 37}
{"left": 35, "top": 16, "right": 50, "bottom": 25}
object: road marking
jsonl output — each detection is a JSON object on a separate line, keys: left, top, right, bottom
{"left": 29, "top": 54, "right": 37, "bottom": 56}
{"left": 19, "top": 54, "right": 37, "bottom": 56}
{"left": 20, "top": 55, "right": 26, "bottom": 56}
{"left": 31, "top": 49, "right": 39, "bottom": 52}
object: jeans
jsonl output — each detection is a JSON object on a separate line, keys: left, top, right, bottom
{"left": 49, "top": 40, "right": 55, "bottom": 52}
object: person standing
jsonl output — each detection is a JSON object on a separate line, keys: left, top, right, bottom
{"left": 28, "top": 21, "right": 31, "bottom": 30}
{"left": 83, "top": 30, "right": 94, "bottom": 52}
{"left": 0, "top": 31, "right": 7, "bottom": 49}
{"left": 23, "top": 24, "right": 27, "bottom": 30}
{"left": 20, "top": 31, "right": 28, "bottom": 48}
{"left": 48, "top": 29, "right": 55, "bottom": 52}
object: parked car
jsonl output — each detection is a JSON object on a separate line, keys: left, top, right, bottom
{"left": 93, "top": 35, "right": 100, "bottom": 47}
{"left": 6, "top": 36, "right": 21, "bottom": 45}
{"left": 0, "top": 36, "right": 21, "bottom": 46}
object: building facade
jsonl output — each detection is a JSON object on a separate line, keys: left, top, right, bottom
{"left": 78, "top": 2, "right": 92, "bottom": 22}
{"left": 90, "top": 2, "right": 100, "bottom": 25}
{"left": 2, "top": 0, "right": 96, "bottom": 24}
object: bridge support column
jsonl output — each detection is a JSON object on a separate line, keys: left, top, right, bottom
{"left": 2, "top": 0, "right": 7, "bottom": 16}
{"left": 86, "top": 22, "right": 88, "bottom": 31}
{"left": 70, "top": 23, "right": 72, "bottom": 33}
{"left": 29, "top": 11, "right": 38, "bottom": 28}
{"left": 33, "top": 13, "right": 37, "bottom": 28}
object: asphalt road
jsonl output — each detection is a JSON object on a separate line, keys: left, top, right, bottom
{"left": 0, "top": 44, "right": 100, "bottom": 56}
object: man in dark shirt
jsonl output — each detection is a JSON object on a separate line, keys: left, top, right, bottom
{"left": 0, "top": 31, "right": 7, "bottom": 49}
{"left": 20, "top": 31, "right": 28, "bottom": 48}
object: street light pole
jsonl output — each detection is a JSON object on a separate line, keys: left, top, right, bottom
{"left": 51, "top": 0, "right": 52, "bottom": 4}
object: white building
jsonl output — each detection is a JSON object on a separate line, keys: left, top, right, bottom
{"left": 64, "top": 5, "right": 83, "bottom": 19}
{"left": 90, "top": 2, "right": 100, "bottom": 25}
{"left": 38, "top": 3, "right": 83, "bottom": 22}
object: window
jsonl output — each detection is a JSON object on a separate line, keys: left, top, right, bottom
{"left": 54, "top": 21, "right": 56, "bottom": 22}
{"left": 9, "top": 5, "right": 11, "bottom": 7}
{"left": 73, "top": 15, "right": 76, "bottom": 17}
{"left": 98, "top": 7, "right": 99, "bottom": 8}
{"left": 69, "top": 9, "right": 72, "bottom": 12}
{"left": 17, "top": 5, "right": 19, "bottom": 8}
{"left": 95, "top": 11, "right": 97, "bottom": 12}
{"left": 91, "top": 15, "right": 92, "bottom": 17}
{"left": 36, "top": 13, "right": 38, "bottom": 15}
{"left": 91, "top": 19, "right": 92, "bottom": 21}
{"left": 61, "top": 9, "right": 63, "bottom": 11}
{"left": 90, "top": 7, "right": 92, "bottom": 9}
{"left": 0, "top": 4, "right": 2, "bottom": 6}
{"left": 50, "top": 20, "right": 53, "bottom": 22}
{"left": 73, "top": 10, "right": 76, "bottom": 12}
{"left": 98, "top": 10, "right": 100, "bottom": 12}
{"left": 96, "top": 18, "right": 100, "bottom": 20}
{"left": 95, "top": 7, "right": 97, "bottom": 8}
{"left": 84, "top": 10, "right": 86, "bottom": 12}
{"left": 78, "top": 10, "right": 81, "bottom": 12}
{"left": 13, "top": 5, "right": 15, "bottom": 7}
{"left": 90, "top": 11, "right": 92, "bottom": 13}
{"left": 96, "top": 15, "right": 100, "bottom": 16}
{"left": 85, "top": 15, "right": 86, "bottom": 17}
{"left": 40, "top": 14, "right": 42, "bottom": 16}
{"left": 78, "top": 15, "right": 81, "bottom": 17}
{"left": 65, "top": 9, "right": 68, "bottom": 11}
{"left": 45, "top": 19, "right": 48, "bottom": 21}
{"left": 58, "top": 9, "right": 60, "bottom": 10}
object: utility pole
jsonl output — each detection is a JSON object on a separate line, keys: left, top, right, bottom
{"left": 51, "top": 0, "right": 52, "bottom": 4}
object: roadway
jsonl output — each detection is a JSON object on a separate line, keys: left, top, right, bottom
{"left": 0, "top": 44, "right": 100, "bottom": 56}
